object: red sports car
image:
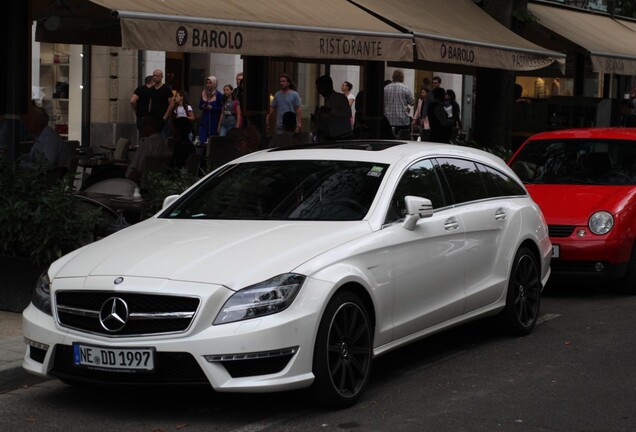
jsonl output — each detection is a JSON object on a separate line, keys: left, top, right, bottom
{"left": 508, "top": 128, "right": 636, "bottom": 292}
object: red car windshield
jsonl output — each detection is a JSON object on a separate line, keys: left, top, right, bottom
{"left": 510, "top": 138, "right": 636, "bottom": 185}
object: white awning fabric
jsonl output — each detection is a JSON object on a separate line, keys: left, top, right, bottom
{"left": 528, "top": 2, "right": 636, "bottom": 75}
{"left": 351, "top": 0, "right": 565, "bottom": 72}
{"left": 89, "top": 0, "right": 413, "bottom": 62}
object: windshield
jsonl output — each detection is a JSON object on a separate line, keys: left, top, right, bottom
{"left": 161, "top": 160, "right": 389, "bottom": 221}
{"left": 510, "top": 138, "right": 636, "bottom": 185}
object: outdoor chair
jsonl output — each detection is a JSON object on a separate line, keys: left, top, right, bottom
{"left": 84, "top": 178, "right": 137, "bottom": 196}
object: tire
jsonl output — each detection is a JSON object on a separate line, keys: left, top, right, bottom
{"left": 618, "top": 243, "right": 636, "bottom": 295}
{"left": 503, "top": 246, "right": 542, "bottom": 336}
{"left": 312, "top": 291, "right": 373, "bottom": 409}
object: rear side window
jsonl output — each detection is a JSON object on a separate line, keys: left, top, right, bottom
{"left": 436, "top": 158, "right": 488, "bottom": 204}
{"left": 477, "top": 163, "right": 526, "bottom": 197}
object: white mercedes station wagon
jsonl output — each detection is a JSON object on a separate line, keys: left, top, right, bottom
{"left": 23, "top": 141, "right": 551, "bottom": 407}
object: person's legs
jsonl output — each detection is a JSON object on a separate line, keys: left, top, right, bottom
{"left": 136, "top": 116, "right": 144, "bottom": 134}
{"left": 199, "top": 124, "right": 210, "bottom": 144}
{"left": 161, "top": 117, "right": 172, "bottom": 139}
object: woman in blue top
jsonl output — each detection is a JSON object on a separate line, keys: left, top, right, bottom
{"left": 198, "top": 75, "right": 223, "bottom": 143}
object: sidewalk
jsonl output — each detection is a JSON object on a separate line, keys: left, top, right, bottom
{"left": 0, "top": 310, "right": 46, "bottom": 392}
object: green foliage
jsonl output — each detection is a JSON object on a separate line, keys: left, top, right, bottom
{"left": 0, "top": 159, "right": 102, "bottom": 265}
{"left": 142, "top": 168, "right": 199, "bottom": 215}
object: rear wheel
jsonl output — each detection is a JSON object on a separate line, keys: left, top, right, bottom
{"left": 312, "top": 291, "right": 372, "bottom": 408}
{"left": 503, "top": 247, "right": 541, "bottom": 336}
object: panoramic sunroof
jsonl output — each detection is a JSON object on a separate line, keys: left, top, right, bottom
{"left": 267, "top": 140, "right": 408, "bottom": 152}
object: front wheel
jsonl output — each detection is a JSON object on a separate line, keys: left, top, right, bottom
{"left": 312, "top": 291, "right": 372, "bottom": 408}
{"left": 503, "top": 247, "right": 542, "bottom": 336}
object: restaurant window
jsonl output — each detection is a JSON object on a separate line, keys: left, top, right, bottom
{"left": 516, "top": 76, "right": 575, "bottom": 98}
{"left": 31, "top": 39, "right": 83, "bottom": 142}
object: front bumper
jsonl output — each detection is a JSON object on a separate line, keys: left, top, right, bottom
{"left": 22, "top": 276, "right": 332, "bottom": 393}
{"left": 549, "top": 235, "right": 632, "bottom": 280}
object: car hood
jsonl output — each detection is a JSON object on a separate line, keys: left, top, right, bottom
{"left": 525, "top": 184, "right": 636, "bottom": 225}
{"left": 53, "top": 219, "right": 372, "bottom": 290}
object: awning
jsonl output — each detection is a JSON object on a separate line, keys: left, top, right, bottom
{"left": 619, "top": 17, "right": 636, "bottom": 35}
{"left": 32, "top": 0, "right": 121, "bottom": 46}
{"left": 528, "top": 2, "right": 636, "bottom": 75}
{"left": 89, "top": 0, "right": 413, "bottom": 62}
{"left": 350, "top": 0, "right": 565, "bottom": 73}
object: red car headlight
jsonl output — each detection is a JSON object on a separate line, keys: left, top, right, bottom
{"left": 588, "top": 211, "right": 614, "bottom": 235}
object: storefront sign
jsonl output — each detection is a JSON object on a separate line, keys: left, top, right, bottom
{"left": 417, "top": 38, "right": 564, "bottom": 73}
{"left": 121, "top": 19, "right": 412, "bottom": 62}
{"left": 591, "top": 55, "right": 636, "bottom": 76}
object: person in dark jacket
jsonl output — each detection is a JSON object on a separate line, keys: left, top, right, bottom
{"left": 445, "top": 89, "right": 462, "bottom": 129}
{"left": 427, "top": 87, "right": 454, "bottom": 143}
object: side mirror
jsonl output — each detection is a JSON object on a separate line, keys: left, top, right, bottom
{"left": 161, "top": 194, "right": 180, "bottom": 210}
{"left": 402, "top": 196, "right": 433, "bottom": 231}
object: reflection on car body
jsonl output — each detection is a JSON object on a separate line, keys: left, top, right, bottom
{"left": 23, "top": 141, "right": 551, "bottom": 407}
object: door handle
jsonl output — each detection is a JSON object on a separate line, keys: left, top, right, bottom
{"left": 495, "top": 209, "right": 507, "bottom": 221}
{"left": 444, "top": 218, "right": 459, "bottom": 230}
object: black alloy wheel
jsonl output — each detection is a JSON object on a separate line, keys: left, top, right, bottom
{"left": 312, "top": 291, "right": 372, "bottom": 408}
{"left": 504, "top": 246, "right": 541, "bottom": 336}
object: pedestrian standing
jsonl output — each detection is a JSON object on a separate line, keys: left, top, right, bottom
{"left": 384, "top": 69, "right": 414, "bottom": 137}
{"left": 427, "top": 87, "right": 454, "bottom": 143}
{"left": 313, "top": 75, "right": 352, "bottom": 141}
{"left": 148, "top": 69, "right": 174, "bottom": 137}
{"left": 173, "top": 90, "right": 195, "bottom": 122}
{"left": 198, "top": 75, "right": 223, "bottom": 143}
{"left": 266, "top": 73, "right": 302, "bottom": 134}
{"left": 341, "top": 81, "right": 356, "bottom": 128}
{"left": 412, "top": 87, "right": 430, "bottom": 140}
{"left": 233, "top": 72, "right": 247, "bottom": 127}
{"left": 130, "top": 75, "right": 153, "bottom": 134}
{"left": 217, "top": 84, "right": 242, "bottom": 136}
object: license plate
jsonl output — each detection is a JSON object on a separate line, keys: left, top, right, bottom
{"left": 73, "top": 343, "right": 155, "bottom": 372}
{"left": 552, "top": 245, "right": 560, "bottom": 258}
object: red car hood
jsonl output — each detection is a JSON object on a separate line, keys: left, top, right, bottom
{"left": 525, "top": 184, "right": 636, "bottom": 225}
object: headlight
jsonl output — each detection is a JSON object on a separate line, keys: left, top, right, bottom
{"left": 32, "top": 270, "right": 52, "bottom": 315}
{"left": 588, "top": 211, "right": 614, "bottom": 235}
{"left": 214, "top": 274, "right": 305, "bottom": 325}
